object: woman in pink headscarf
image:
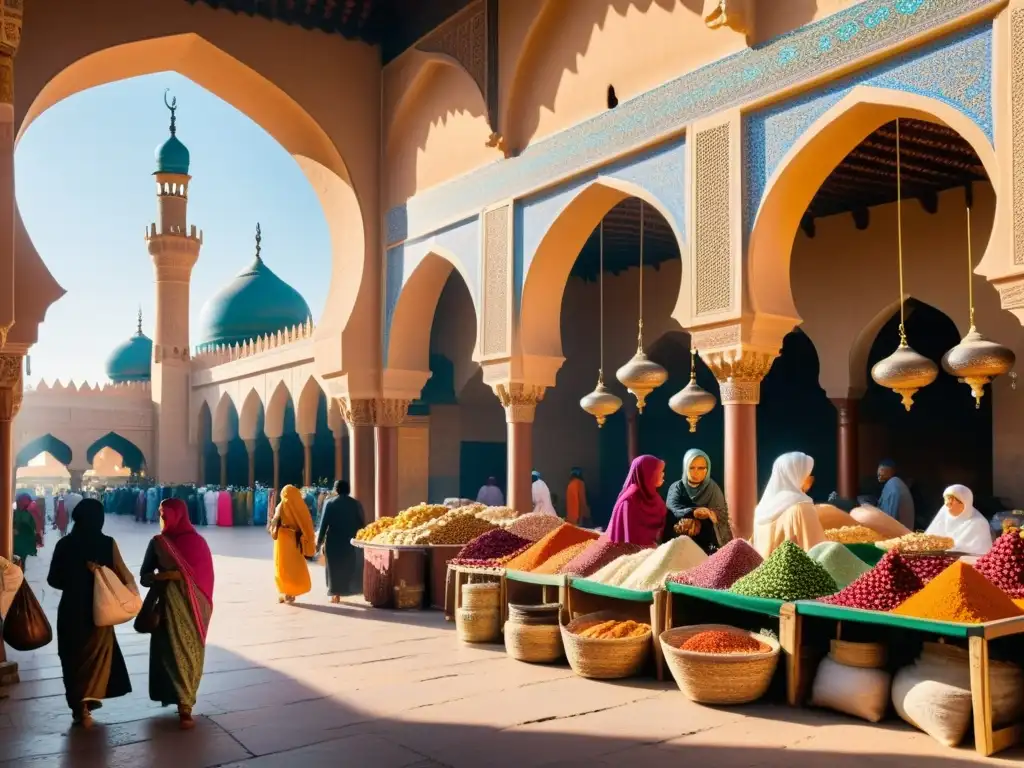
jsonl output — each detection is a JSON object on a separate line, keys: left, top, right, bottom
{"left": 607, "top": 455, "right": 668, "bottom": 547}
{"left": 139, "top": 498, "right": 214, "bottom": 730}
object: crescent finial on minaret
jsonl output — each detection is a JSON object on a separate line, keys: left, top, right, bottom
{"left": 164, "top": 88, "right": 178, "bottom": 136}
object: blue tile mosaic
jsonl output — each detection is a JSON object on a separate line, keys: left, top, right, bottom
{"left": 743, "top": 22, "right": 992, "bottom": 233}
{"left": 385, "top": 0, "right": 993, "bottom": 246}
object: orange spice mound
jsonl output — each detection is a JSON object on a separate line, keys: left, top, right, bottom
{"left": 577, "top": 619, "right": 651, "bottom": 640}
{"left": 892, "top": 561, "right": 1023, "bottom": 624}
{"left": 531, "top": 541, "right": 593, "bottom": 574}
{"left": 504, "top": 523, "right": 600, "bottom": 572}
{"left": 679, "top": 630, "right": 769, "bottom": 654}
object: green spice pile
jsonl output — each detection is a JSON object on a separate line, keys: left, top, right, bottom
{"left": 807, "top": 542, "right": 872, "bottom": 589}
{"left": 729, "top": 541, "right": 838, "bottom": 600}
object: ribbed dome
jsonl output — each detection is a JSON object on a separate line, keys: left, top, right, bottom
{"left": 196, "top": 224, "right": 311, "bottom": 350}
{"left": 155, "top": 91, "right": 189, "bottom": 175}
{"left": 106, "top": 312, "right": 152, "bottom": 383}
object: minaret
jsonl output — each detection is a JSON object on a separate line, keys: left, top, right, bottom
{"left": 145, "top": 90, "right": 203, "bottom": 483}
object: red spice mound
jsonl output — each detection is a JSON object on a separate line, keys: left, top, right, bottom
{"left": 452, "top": 529, "right": 531, "bottom": 563}
{"left": 679, "top": 630, "right": 769, "bottom": 654}
{"left": 823, "top": 550, "right": 924, "bottom": 611}
{"left": 893, "top": 562, "right": 1024, "bottom": 624}
{"left": 904, "top": 554, "right": 957, "bottom": 585}
{"left": 504, "top": 524, "right": 600, "bottom": 572}
{"left": 670, "top": 539, "right": 763, "bottom": 590}
{"left": 559, "top": 539, "right": 643, "bottom": 577}
{"left": 975, "top": 530, "right": 1024, "bottom": 598}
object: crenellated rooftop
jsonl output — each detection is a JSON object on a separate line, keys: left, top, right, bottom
{"left": 27, "top": 379, "right": 152, "bottom": 398}
{"left": 191, "top": 317, "right": 315, "bottom": 370}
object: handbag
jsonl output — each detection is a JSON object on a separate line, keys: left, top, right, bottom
{"left": 134, "top": 584, "right": 162, "bottom": 634}
{"left": 2, "top": 581, "right": 52, "bottom": 651}
{"left": 93, "top": 565, "right": 142, "bottom": 627}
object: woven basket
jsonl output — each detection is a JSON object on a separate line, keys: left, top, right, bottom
{"left": 508, "top": 603, "right": 561, "bottom": 626}
{"left": 560, "top": 611, "right": 651, "bottom": 680}
{"left": 462, "top": 582, "right": 500, "bottom": 611}
{"left": 457, "top": 607, "right": 501, "bottom": 643}
{"left": 505, "top": 621, "right": 564, "bottom": 663}
{"left": 830, "top": 639, "right": 886, "bottom": 669}
{"left": 660, "top": 625, "right": 780, "bottom": 705}
{"left": 394, "top": 581, "right": 424, "bottom": 610}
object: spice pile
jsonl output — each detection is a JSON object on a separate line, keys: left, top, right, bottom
{"left": 670, "top": 539, "right": 763, "bottom": 590}
{"left": 875, "top": 533, "right": 955, "bottom": 553}
{"left": 823, "top": 550, "right": 923, "bottom": 611}
{"left": 451, "top": 529, "right": 532, "bottom": 566}
{"left": 371, "top": 505, "right": 502, "bottom": 545}
{"left": 905, "top": 554, "right": 957, "bottom": 585}
{"left": 419, "top": 512, "right": 496, "bottom": 545}
{"left": 619, "top": 537, "right": 706, "bottom": 591}
{"left": 559, "top": 540, "right": 643, "bottom": 577}
{"left": 807, "top": 542, "right": 871, "bottom": 589}
{"left": 892, "top": 562, "right": 1024, "bottom": 624}
{"left": 504, "top": 524, "right": 600, "bottom": 572}
{"left": 507, "top": 513, "right": 564, "bottom": 542}
{"left": 475, "top": 506, "right": 518, "bottom": 524}
{"left": 730, "top": 541, "right": 837, "bottom": 601}
{"left": 677, "top": 630, "right": 771, "bottom": 654}
{"left": 575, "top": 619, "right": 651, "bottom": 640}
{"left": 588, "top": 550, "right": 654, "bottom": 587}
{"left": 824, "top": 525, "right": 883, "bottom": 544}
{"left": 532, "top": 541, "right": 593, "bottom": 574}
{"left": 356, "top": 517, "right": 394, "bottom": 542}
{"left": 975, "top": 529, "right": 1024, "bottom": 598}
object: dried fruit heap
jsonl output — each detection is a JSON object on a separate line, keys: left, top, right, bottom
{"left": 975, "top": 529, "right": 1024, "bottom": 598}
{"left": 729, "top": 541, "right": 837, "bottom": 601}
{"left": 576, "top": 619, "right": 651, "bottom": 640}
{"left": 356, "top": 517, "right": 394, "bottom": 542}
{"left": 671, "top": 539, "right": 762, "bottom": 590}
{"left": 823, "top": 550, "right": 923, "bottom": 611}
{"left": 893, "top": 562, "right": 1024, "bottom": 624}
{"left": 678, "top": 630, "right": 770, "bottom": 654}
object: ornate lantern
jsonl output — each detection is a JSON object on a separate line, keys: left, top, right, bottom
{"left": 941, "top": 201, "right": 1016, "bottom": 408}
{"left": 669, "top": 348, "right": 717, "bottom": 432}
{"left": 616, "top": 200, "right": 667, "bottom": 412}
{"left": 871, "top": 118, "right": 937, "bottom": 411}
{"left": 580, "top": 221, "right": 622, "bottom": 426}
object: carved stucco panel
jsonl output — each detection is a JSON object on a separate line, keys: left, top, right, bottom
{"left": 481, "top": 204, "right": 510, "bottom": 358}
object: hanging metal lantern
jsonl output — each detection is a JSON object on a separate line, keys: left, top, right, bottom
{"left": 668, "top": 349, "right": 716, "bottom": 432}
{"left": 580, "top": 374, "right": 622, "bottom": 427}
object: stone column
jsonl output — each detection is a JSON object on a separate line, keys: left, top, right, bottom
{"left": 216, "top": 441, "right": 228, "bottom": 487}
{"left": 373, "top": 399, "right": 408, "bottom": 520}
{"left": 300, "top": 434, "right": 314, "bottom": 488}
{"left": 493, "top": 383, "right": 545, "bottom": 515}
{"left": 268, "top": 437, "right": 281, "bottom": 492}
{"left": 340, "top": 398, "right": 375, "bottom": 521}
{"left": 831, "top": 397, "right": 860, "bottom": 500}
{"left": 244, "top": 439, "right": 257, "bottom": 489}
{"left": 196, "top": 445, "right": 204, "bottom": 485}
{"left": 69, "top": 469, "right": 85, "bottom": 492}
{"left": 0, "top": 353, "right": 22, "bottom": 561}
{"left": 334, "top": 434, "right": 344, "bottom": 485}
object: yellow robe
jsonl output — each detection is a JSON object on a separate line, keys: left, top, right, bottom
{"left": 272, "top": 486, "right": 316, "bottom": 597}
{"left": 753, "top": 502, "right": 826, "bottom": 559}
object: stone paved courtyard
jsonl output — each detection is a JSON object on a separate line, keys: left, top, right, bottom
{"left": 2, "top": 515, "right": 1023, "bottom": 767}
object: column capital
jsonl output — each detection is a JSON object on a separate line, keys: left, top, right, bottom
{"left": 215, "top": 441, "right": 229, "bottom": 457}
{"left": 299, "top": 433, "right": 315, "bottom": 448}
{"left": 337, "top": 396, "right": 374, "bottom": 427}
{"left": 373, "top": 398, "right": 409, "bottom": 428}
{"left": 243, "top": 438, "right": 257, "bottom": 453}
{"left": 0, "top": 2, "right": 23, "bottom": 59}
{"left": 268, "top": 436, "right": 281, "bottom": 451}
{"left": 492, "top": 382, "right": 545, "bottom": 423}
{"left": 0, "top": 353, "right": 22, "bottom": 421}
{"left": 697, "top": 344, "right": 775, "bottom": 405}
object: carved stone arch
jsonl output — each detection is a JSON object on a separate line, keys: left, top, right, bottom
{"left": 86, "top": 431, "right": 146, "bottom": 473}
{"left": 265, "top": 380, "right": 294, "bottom": 440}
{"left": 296, "top": 377, "right": 326, "bottom": 437}
{"left": 238, "top": 388, "right": 265, "bottom": 442}
{"left": 212, "top": 391, "right": 239, "bottom": 445}
{"left": 15, "top": 433, "right": 73, "bottom": 469}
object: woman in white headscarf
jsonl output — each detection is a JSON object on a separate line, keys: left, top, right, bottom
{"left": 925, "top": 484, "right": 992, "bottom": 556}
{"left": 531, "top": 471, "right": 557, "bottom": 517}
{"left": 752, "top": 452, "right": 826, "bottom": 558}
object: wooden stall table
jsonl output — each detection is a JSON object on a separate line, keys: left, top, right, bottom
{"left": 352, "top": 540, "right": 429, "bottom": 609}
{"left": 504, "top": 571, "right": 568, "bottom": 626}
{"left": 792, "top": 601, "right": 1024, "bottom": 757}
{"left": 566, "top": 578, "right": 668, "bottom": 681}
{"left": 428, "top": 545, "right": 464, "bottom": 612}
{"left": 447, "top": 564, "right": 506, "bottom": 622}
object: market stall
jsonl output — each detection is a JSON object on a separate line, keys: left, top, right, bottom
{"left": 354, "top": 540, "right": 429, "bottom": 609}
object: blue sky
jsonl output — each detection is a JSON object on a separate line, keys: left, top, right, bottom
{"left": 15, "top": 72, "right": 331, "bottom": 386}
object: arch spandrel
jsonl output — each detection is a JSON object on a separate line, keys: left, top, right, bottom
{"left": 265, "top": 380, "right": 293, "bottom": 439}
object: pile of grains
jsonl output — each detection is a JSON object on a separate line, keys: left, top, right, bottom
{"left": 823, "top": 525, "right": 883, "bottom": 544}
{"left": 619, "top": 537, "right": 707, "bottom": 591}
{"left": 452, "top": 529, "right": 531, "bottom": 563}
{"left": 875, "top": 533, "right": 955, "bottom": 553}
{"left": 507, "top": 513, "right": 564, "bottom": 542}
{"left": 729, "top": 541, "right": 838, "bottom": 601}
{"left": 678, "top": 630, "right": 771, "bottom": 654}
{"left": 892, "top": 562, "right": 1024, "bottom": 623}
{"left": 588, "top": 550, "right": 655, "bottom": 586}
{"left": 559, "top": 540, "right": 643, "bottom": 577}
{"left": 670, "top": 539, "right": 763, "bottom": 590}
{"left": 576, "top": 619, "right": 651, "bottom": 640}
{"left": 474, "top": 506, "right": 518, "bottom": 524}
{"left": 823, "top": 550, "right": 923, "bottom": 610}
{"left": 504, "top": 524, "right": 600, "bottom": 572}
{"left": 975, "top": 530, "right": 1024, "bottom": 598}
{"left": 532, "top": 541, "right": 592, "bottom": 574}
{"left": 905, "top": 554, "right": 957, "bottom": 585}
{"left": 356, "top": 517, "right": 394, "bottom": 542}
{"left": 807, "top": 542, "right": 871, "bottom": 589}
{"left": 421, "top": 514, "right": 496, "bottom": 545}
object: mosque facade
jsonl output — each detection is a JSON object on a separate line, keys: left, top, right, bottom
{"left": 3, "top": 0, "right": 1024, "bottom": 561}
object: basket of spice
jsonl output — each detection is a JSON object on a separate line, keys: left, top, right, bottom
{"left": 505, "top": 603, "right": 563, "bottom": 664}
{"left": 660, "top": 624, "right": 780, "bottom": 705}
{"left": 560, "top": 611, "right": 652, "bottom": 679}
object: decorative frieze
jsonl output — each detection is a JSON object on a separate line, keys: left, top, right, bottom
{"left": 1012, "top": 7, "right": 1024, "bottom": 265}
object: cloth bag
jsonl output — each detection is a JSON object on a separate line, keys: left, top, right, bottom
{"left": 811, "top": 656, "right": 891, "bottom": 723}
{"left": 0, "top": 557, "right": 24, "bottom": 620}
{"left": 2, "top": 581, "right": 52, "bottom": 651}
{"left": 93, "top": 565, "right": 142, "bottom": 627}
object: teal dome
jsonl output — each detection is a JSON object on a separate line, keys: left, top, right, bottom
{"left": 106, "top": 315, "right": 152, "bottom": 383}
{"left": 155, "top": 134, "right": 190, "bottom": 175}
{"left": 196, "top": 226, "right": 311, "bottom": 350}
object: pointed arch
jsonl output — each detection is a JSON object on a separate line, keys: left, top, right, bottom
{"left": 16, "top": 434, "right": 73, "bottom": 469}
{"left": 212, "top": 391, "right": 238, "bottom": 444}
{"left": 85, "top": 432, "right": 146, "bottom": 472}
{"left": 238, "top": 388, "right": 265, "bottom": 442}
{"left": 265, "top": 380, "right": 293, "bottom": 439}
{"left": 296, "top": 377, "right": 325, "bottom": 436}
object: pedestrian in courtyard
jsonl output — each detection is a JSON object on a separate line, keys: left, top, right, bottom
{"left": 565, "top": 468, "right": 590, "bottom": 526}
{"left": 751, "top": 452, "right": 826, "bottom": 559}
{"left": 531, "top": 471, "right": 558, "bottom": 516}
{"left": 664, "top": 449, "right": 731, "bottom": 554}
{"left": 606, "top": 455, "right": 667, "bottom": 547}
{"left": 139, "top": 498, "right": 214, "bottom": 730}
{"left": 875, "top": 459, "right": 916, "bottom": 531}
{"left": 47, "top": 499, "right": 133, "bottom": 728}
{"left": 475, "top": 476, "right": 504, "bottom": 507}
{"left": 316, "top": 480, "right": 365, "bottom": 603}
{"left": 270, "top": 484, "right": 316, "bottom": 604}
{"left": 13, "top": 493, "right": 39, "bottom": 574}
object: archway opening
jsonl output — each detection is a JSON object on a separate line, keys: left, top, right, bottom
{"left": 87, "top": 447, "right": 130, "bottom": 484}
{"left": 86, "top": 431, "right": 146, "bottom": 474}
{"left": 15, "top": 450, "right": 71, "bottom": 489}
{"left": 15, "top": 434, "right": 73, "bottom": 473}
{"left": 198, "top": 401, "right": 217, "bottom": 486}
